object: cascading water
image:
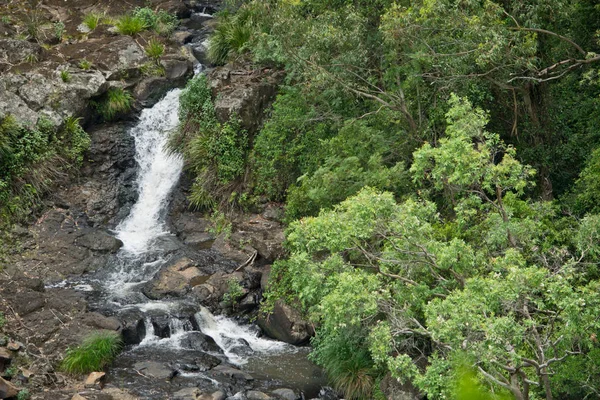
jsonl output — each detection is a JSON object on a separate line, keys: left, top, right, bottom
{"left": 115, "top": 89, "right": 184, "bottom": 255}
{"left": 84, "top": 81, "right": 328, "bottom": 398}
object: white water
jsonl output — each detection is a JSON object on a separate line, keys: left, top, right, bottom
{"left": 115, "top": 89, "right": 184, "bottom": 255}
{"left": 195, "top": 307, "right": 294, "bottom": 365}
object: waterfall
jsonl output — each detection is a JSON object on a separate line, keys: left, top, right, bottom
{"left": 115, "top": 89, "right": 184, "bottom": 255}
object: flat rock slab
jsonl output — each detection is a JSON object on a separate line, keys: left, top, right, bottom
{"left": 133, "top": 361, "right": 174, "bottom": 380}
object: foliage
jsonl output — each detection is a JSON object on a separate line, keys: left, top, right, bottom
{"left": 114, "top": 14, "right": 146, "bottom": 36}
{"left": 171, "top": 74, "right": 248, "bottom": 210}
{"left": 17, "top": 389, "right": 30, "bottom": 400}
{"left": 78, "top": 59, "right": 92, "bottom": 70}
{"left": 60, "top": 331, "right": 123, "bottom": 375}
{"left": 82, "top": 13, "right": 102, "bottom": 31}
{"left": 60, "top": 70, "right": 71, "bottom": 83}
{"left": 264, "top": 97, "right": 600, "bottom": 399}
{"left": 93, "top": 88, "right": 133, "bottom": 122}
{"left": 208, "top": 10, "right": 255, "bottom": 65}
{"left": 53, "top": 21, "right": 65, "bottom": 41}
{"left": 132, "top": 7, "right": 178, "bottom": 36}
{"left": 145, "top": 38, "right": 165, "bottom": 61}
{"left": 222, "top": 279, "right": 245, "bottom": 308}
{"left": 0, "top": 312, "right": 5, "bottom": 328}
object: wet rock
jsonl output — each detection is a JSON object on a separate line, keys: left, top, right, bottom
{"left": 194, "top": 352, "right": 222, "bottom": 371}
{"left": 76, "top": 231, "right": 123, "bottom": 253}
{"left": 134, "top": 361, "right": 175, "bottom": 380}
{"left": 134, "top": 77, "right": 176, "bottom": 107}
{"left": 257, "top": 300, "right": 313, "bottom": 345}
{"left": 271, "top": 388, "right": 299, "bottom": 400}
{"left": 84, "top": 371, "right": 106, "bottom": 389}
{"left": 247, "top": 391, "right": 272, "bottom": 400}
{"left": 162, "top": 58, "right": 193, "bottom": 82}
{"left": 212, "top": 365, "right": 254, "bottom": 382}
{"left": 238, "top": 292, "right": 259, "bottom": 312}
{"left": 180, "top": 332, "right": 222, "bottom": 353}
{"left": 174, "top": 31, "right": 194, "bottom": 44}
{"left": 0, "top": 376, "right": 19, "bottom": 398}
{"left": 121, "top": 316, "right": 146, "bottom": 346}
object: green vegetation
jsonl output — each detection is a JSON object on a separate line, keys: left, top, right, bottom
{"left": 78, "top": 59, "right": 92, "bottom": 70}
{"left": 132, "top": 7, "right": 178, "bottom": 36}
{"left": 222, "top": 279, "right": 245, "bottom": 308}
{"left": 0, "top": 312, "right": 5, "bottom": 328}
{"left": 145, "top": 38, "right": 165, "bottom": 61}
{"left": 0, "top": 115, "right": 90, "bottom": 224}
{"left": 17, "top": 389, "right": 30, "bottom": 400}
{"left": 93, "top": 88, "right": 133, "bottom": 122}
{"left": 82, "top": 13, "right": 102, "bottom": 32}
{"left": 171, "top": 1, "right": 600, "bottom": 398}
{"left": 53, "top": 21, "right": 65, "bottom": 41}
{"left": 60, "top": 331, "right": 123, "bottom": 375}
{"left": 114, "top": 14, "right": 145, "bottom": 36}
{"left": 171, "top": 74, "right": 248, "bottom": 210}
{"left": 60, "top": 70, "right": 71, "bottom": 83}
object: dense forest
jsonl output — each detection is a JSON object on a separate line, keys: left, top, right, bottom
{"left": 172, "top": 0, "right": 600, "bottom": 399}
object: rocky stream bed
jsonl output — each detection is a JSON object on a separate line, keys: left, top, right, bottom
{"left": 0, "top": 1, "right": 336, "bottom": 399}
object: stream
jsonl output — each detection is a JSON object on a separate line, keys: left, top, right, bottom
{"left": 75, "top": 80, "right": 328, "bottom": 398}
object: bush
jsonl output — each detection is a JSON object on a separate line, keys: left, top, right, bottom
{"left": 82, "top": 13, "right": 102, "bottom": 31}
{"left": 60, "top": 117, "right": 91, "bottom": 165}
{"left": 145, "top": 38, "right": 165, "bottom": 60}
{"left": 60, "top": 331, "right": 123, "bottom": 375}
{"left": 208, "top": 13, "right": 254, "bottom": 65}
{"left": 78, "top": 59, "right": 92, "bottom": 70}
{"left": 115, "top": 14, "right": 146, "bottom": 35}
{"left": 132, "top": 7, "right": 178, "bottom": 36}
{"left": 222, "top": 279, "right": 245, "bottom": 308}
{"left": 93, "top": 88, "right": 133, "bottom": 121}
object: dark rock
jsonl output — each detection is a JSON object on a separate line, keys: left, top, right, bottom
{"left": 81, "top": 312, "right": 121, "bottom": 331}
{"left": 180, "top": 332, "right": 222, "bottom": 353}
{"left": 76, "top": 231, "right": 123, "bottom": 253}
{"left": 0, "top": 348, "right": 11, "bottom": 372}
{"left": 14, "top": 290, "right": 45, "bottom": 316}
{"left": 257, "top": 300, "right": 313, "bottom": 345}
{"left": 121, "top": 317, "right": 146, "bottom": 345}
{"left": 162, "top": 58, "right": 193, "bottom": 82}
{"left": 133, "top": 361, "right": 175, "bottom": 380}
{"left": 0, "top": 39, "right": 42, "bottom": 66}
{"left": 134, "top": 76, "right": 175, "bottom": 107}
{"left": 212, "top": 365, "right": 254, "bottom": 382}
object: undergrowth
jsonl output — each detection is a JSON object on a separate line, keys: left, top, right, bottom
{"left": 60, "top": 331, "right": 123, "bottom": 375}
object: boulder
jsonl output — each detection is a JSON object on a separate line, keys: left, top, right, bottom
{"left": 84, "top": 371, "right": 106, "bottom": 389}
{"left": 271, "top": 389, "right": 299, "bottom": 400}
{"left": 247, "top": 391, "right": 271, "bottom": 400}
{"left": 143, "top": 257, "right": 210, "bottom": 300}
{"left": 212, "top": 365, "right": 254, "bottom": 382}
{"left": 257, "top": 300, "right": 313, "bottom": 345}
{"left": 133, "top": 361, "right": 175, "bottom": 380}
{"left": 174, "top": 388, "right": 202, "bottom": 400}
{"left": 0, "top": 39, "right": 42, "bottom": 66}
{"left": 0, "top": 376, "right": 19, "bottom": 398}
{"left": 76, "top": 231, "right": 123, "bottom": 253}
{"left": 179, "top": 332, "right": 222, "bottom": 353}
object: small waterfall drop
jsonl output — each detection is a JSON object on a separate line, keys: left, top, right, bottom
{"left": 115, "top": 89, "right": 184, "bottom": 255}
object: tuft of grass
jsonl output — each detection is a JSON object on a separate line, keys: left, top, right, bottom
{"left": 60, "top": 70, "right": 71, "bottom": 83}
{"left": 114, "top": 14, "right": 146, "bottom": 36}
{"left": 78, "top": 59, "right": 92, "bottom": 70}
{"left": 54, "top": 21, "right": 65, "bottom": 41}
{"left": 94, "top": 88, "right": 134, "bottom": 121}
{"left": 208, "top": 19, "right": 253, "bottom": 65}
{"left": 0, "top": 312, "right": 5, "bottom": 328}
{"left": 145, "top": 38, "right": 165, "bottom": 60}
{"left": 24, "top": 53, "right": 38, "bottom": 64}
{"left": 82, "top": 13, "right": 102, "bottom": 31}
{"left": 60, "top": 331, "right": 123, "bottom": 375}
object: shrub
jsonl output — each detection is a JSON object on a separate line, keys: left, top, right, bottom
{"left": 115, "top": 15, "right": 146, "bottom": 36}
{"left": 54, "top": 21, "right": 65, "bottom": 41}
{"left": 17, "top": 389, "right": 30, "bottom": 400}
{"left": 132, "top": 7, "right": 178, "bottom": 36}
{"left": 208, "top": 18, "right": 253, "bottom": 65}
{"left": 60, "top": 70, "right": 71, "bottom": 83}
{"left": 222, "top": 279, "right": 245, "bottom": 308}
{"left": 60, "top": 331, "right": 123, "bottom": 375}
{"left": 145, "top": 38, "right": 165, "bottom": 60}
{"left": 61, "top": 116, "right": 91, "bottom": 165}
{"left": 82, "top": 13, "right": 102, "bottom": 31}
{"left": 93, "top": 88, "right": 133, "bottom": 121}
{"left": 78, "top": 59, "right": 92, "bottom": 70}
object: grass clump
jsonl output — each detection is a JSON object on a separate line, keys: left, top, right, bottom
{"left": 115, "top": 14, "right": 146, "bottom": 36}
{"left": 208, "top": 12, "right": 254, "bottom": 65}
{"left": 133, "top": 7, "right": 178, "bottom": 36}
{"left": 78, "top": 59, "right": 92, "bottom": 70}
{"left": 60, "top": 331, "right": 123, "bottom": 375}
{"left": 60, "top": 70, "right": 71, "bottom": 83}
{"left": 93, "top": 88, "right": 134, "bottom": 121}
{"left": 82, "top": 13, "right": 102, "bottom": 32}
{"left": 145, "top": 38, "right": 165, "bottom": 60}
